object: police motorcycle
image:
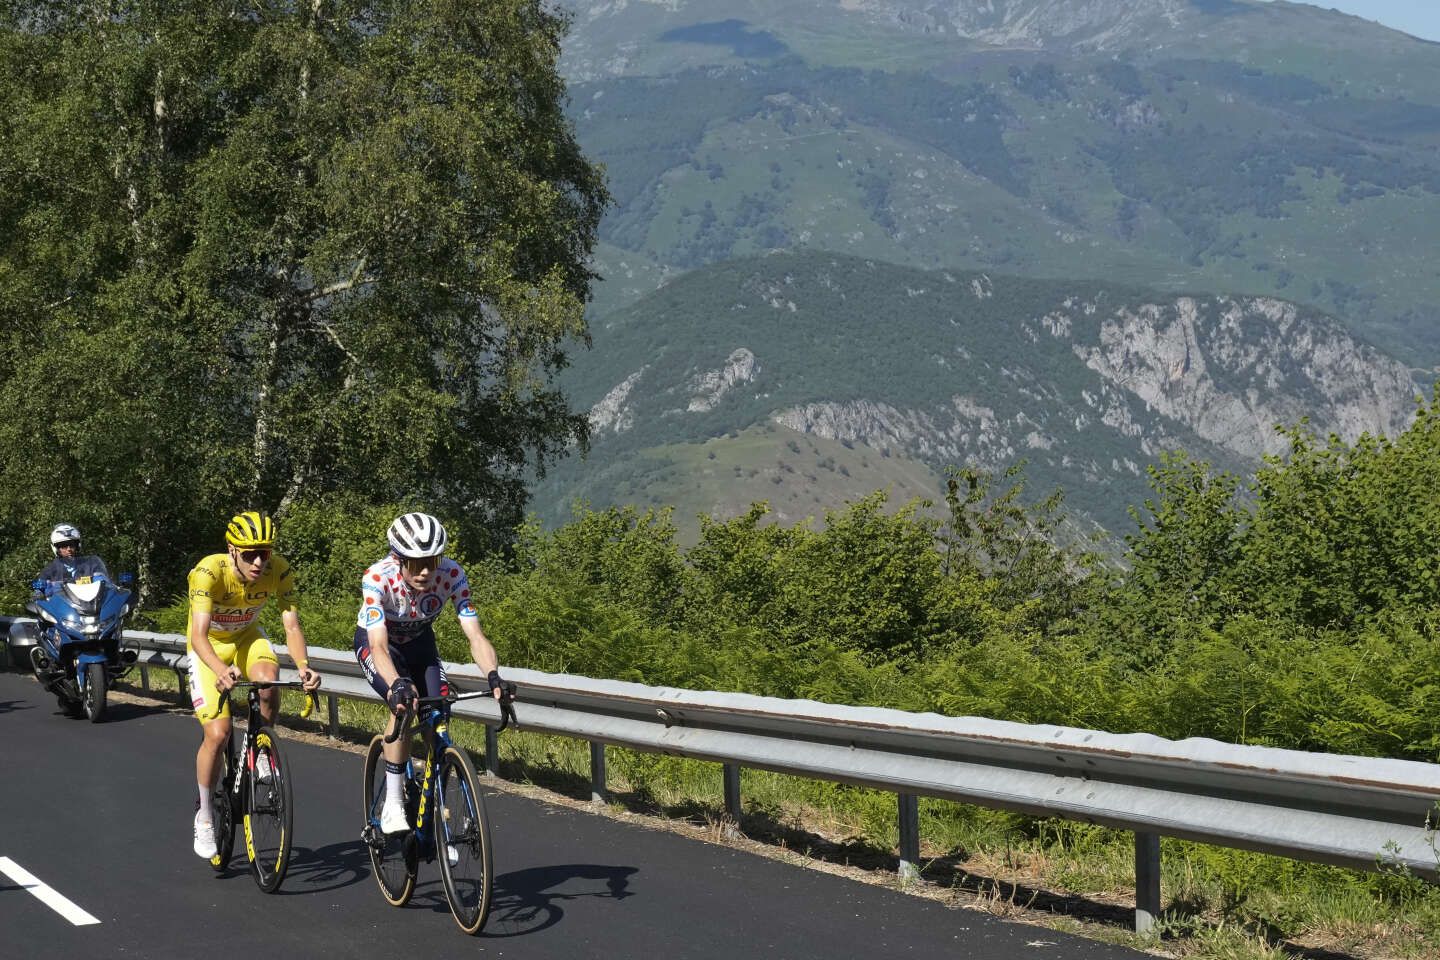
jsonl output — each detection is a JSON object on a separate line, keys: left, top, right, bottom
{"left": 21, "top": 573, "right": 139, "bottom": 722}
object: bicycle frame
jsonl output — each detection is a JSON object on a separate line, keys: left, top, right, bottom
{"left": 207, "top": 681, "right": 315, "bottom": 874}
{"left": 379, "top": 686, "right": 516, "bottom": 861}
{"left": 408, "top": 706, "right": 451, "bottom": 861}
{"left": 209, "top": 682, "right": 315, "bottom": 797}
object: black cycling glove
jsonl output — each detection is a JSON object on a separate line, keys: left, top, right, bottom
{"left": 486, "top": 670, "right": 504, "bottom": 692}
{"left": 387, "top": 677, "right": 417, "bottom": 710}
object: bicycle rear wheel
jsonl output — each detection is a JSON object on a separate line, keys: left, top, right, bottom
{"left": 246, "top": 725, "right": 294, "bottom": 893}
{"left": 362, "top": 735, "right": 417, "bottom": 906}
{"left": 436, "top": 745, "right": 493, "bottom": 935}
{"left": 210, "top": 744, "right": 237, "bottom": 874}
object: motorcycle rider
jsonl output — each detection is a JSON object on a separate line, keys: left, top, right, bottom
{"left": 35, "top": 524, "right": 109, "bottom": 595}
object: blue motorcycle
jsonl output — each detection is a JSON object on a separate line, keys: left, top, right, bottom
{"left": 25, "top": 574, "right": 139, "bottom": 722}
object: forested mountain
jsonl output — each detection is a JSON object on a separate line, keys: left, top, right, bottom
{"left": 558, "top": 0, "right": 1440, "bottom": 367}
{"left": 531, "top": 251, "right": 1419, "bottom": 536}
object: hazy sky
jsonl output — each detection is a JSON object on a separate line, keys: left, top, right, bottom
{"left": 1274, "top": 1, "right": 1440, "bottom": 42}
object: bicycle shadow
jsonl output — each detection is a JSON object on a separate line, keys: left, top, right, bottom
{"left": 406, "top": 862, "right": 638, "bottom": 936}
{"left": 0, "top": 699, "right": 31, "bottom": 715}
{"left": 482, "top": 863, "right": 639, "bottom": 938}
{"left": 271, "top": 840, "right": 373, "bottom": 895}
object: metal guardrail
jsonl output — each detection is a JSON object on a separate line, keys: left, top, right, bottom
{"left": 5, "top": 615, "right": 1439, "bottom": 933}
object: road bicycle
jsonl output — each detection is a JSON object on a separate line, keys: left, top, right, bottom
{"left": 361, "top": 684, "right": 517, "bottom": 934}
{"left": 204, "top": 680, "right": 316, "bottom": 892}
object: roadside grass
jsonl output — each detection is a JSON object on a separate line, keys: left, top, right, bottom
{"left": 107, "top": 665, "right": 1440, "bottom": 960}
{"left": 446, "top": 712, "right": 1440, "bottom": 960}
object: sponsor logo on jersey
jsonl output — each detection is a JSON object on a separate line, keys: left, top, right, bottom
{"left": 419, "top": 594, "right": 442, "bottom": 618}
{"left": 363, "top": 605, "right": 383, "bottom": 626}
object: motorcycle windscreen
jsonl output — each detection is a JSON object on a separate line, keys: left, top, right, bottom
{"left": 62, "top": 580, "right": 105, "bottom": 615}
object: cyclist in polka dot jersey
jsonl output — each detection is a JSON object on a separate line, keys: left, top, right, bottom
{"left": 359, "top": 554, "right": 475, "bottom": 638}
{"left": 353, "top": 512, "right": 504, "bottom": 834}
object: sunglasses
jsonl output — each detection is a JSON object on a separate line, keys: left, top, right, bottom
{"left": 237, "top": 548, "right": 271, "bottom": 564}
{"left": 56, "top": 541, "right": 80, "bottom": 551}
{"left": 402, "top": 555, "right": 442, "bottom": 572}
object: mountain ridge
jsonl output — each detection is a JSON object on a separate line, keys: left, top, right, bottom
{"left": 561, "top": 0, "right": 1440, "bottom": 366}
{"left": 539, "top": 251, "right": 1419, "bottom": 535}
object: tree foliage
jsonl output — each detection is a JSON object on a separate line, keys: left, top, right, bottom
{"left": 445, "top": 395, "right": 1440, "bottom": 764}
{"left": 0, "top": 0, "right": 607, "bottom": 592}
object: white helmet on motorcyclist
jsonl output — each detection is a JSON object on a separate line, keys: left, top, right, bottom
{"left": 387, "top": 512, "right": 448, "bottom": 559}
{"left": 50, "top": 523, "right": 82, "bottom": 555}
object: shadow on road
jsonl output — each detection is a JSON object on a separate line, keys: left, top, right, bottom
{"left": 478, "top": 863, "right": 639, "bottom": 938}
{"left": 39, "top": 698, "right": 171, "bottom": 723}
{"left": 0, "top": 699, "right": 31, "bottom": 715}
{"left": 92, "top": 700, "right": 173, "bottom": 723}
{"left": 274, "top": 840, "right": 372, "bottom": 895}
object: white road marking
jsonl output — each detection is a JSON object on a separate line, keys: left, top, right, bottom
{"left": 0, "top": 856, "right": 102, "bottom": 926}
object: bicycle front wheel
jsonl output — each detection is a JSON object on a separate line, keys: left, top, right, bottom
{"left": 211, "top": 744, "right": 237, "bottom": 874}
{"left": 246, "top": 725, "right": 294, "bottom": 893}
{"left": 363, "top": 735, "right": 417, "bottom": 906}
{"left": 436, "top": 745, "right": 493, "bottom": 935}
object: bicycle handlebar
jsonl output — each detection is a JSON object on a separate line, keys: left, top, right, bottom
{"left": 382, "top": 682, "right": 518, "bottom": 743}
{"left": 201, "top": 680, "right": 319, "bottom": 723}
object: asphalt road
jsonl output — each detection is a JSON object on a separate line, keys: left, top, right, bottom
{"left": 0, "top": 671, "right": 1149, "bottom": 959}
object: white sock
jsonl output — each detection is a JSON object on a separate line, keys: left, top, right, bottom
{"left": 197, "top": 785, "right": 213, "bottom": 820}
{"left": 386, "top": 770, "right": 405, "bottom": 804}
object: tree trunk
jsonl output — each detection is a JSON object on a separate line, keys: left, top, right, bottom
{"left": 251, "top": 311, "right": 284, "bottom": 494}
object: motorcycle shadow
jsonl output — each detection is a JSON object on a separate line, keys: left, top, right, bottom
{"left": 47, "top": 697, "right": 169, "bottom": 723}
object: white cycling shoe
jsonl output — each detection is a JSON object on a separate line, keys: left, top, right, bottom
{"left": 380, "top": 798, "right": 410, "bottom": 835}
{"left": 193, "top": 811, "right": 217, "bottom": 859}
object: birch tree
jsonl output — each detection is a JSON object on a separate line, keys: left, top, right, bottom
{"left": 0, "top": 1, "right": 608, "bottom": 591}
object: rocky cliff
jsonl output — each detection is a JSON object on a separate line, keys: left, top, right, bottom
{"left": 545, "top": 252, "right": 1420, "bottom": 535}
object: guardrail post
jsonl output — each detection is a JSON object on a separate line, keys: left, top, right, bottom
{"left": 139, "top": 664, "right": 150, "bottom": 693}
{"left": 589, "top": 741, "right": 607, "bottom": 804}
{"left": 174, "top": 668, "right": 188, "bottom": 708}
{"left": 1135, "top": 831, "right": 1162, "bottom": 934}
{"left": 326, "top": 693, "right": 339, "bottom": 737}
{"left": 723, "top": 763, "right": 742, "bottom": 820}
{"left": 897, "top": 793, "right": 920, "bottom": 884}
{"left": 485, "top": 724, "right": 499, "bottom": 777}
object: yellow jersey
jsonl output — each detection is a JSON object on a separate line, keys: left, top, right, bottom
{"left": 187, "top": 553, "right": 297, "bottom": 637}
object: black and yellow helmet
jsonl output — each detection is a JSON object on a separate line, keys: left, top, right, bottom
{"left": 225, "top": 511, "right": 276, "bottom": 548}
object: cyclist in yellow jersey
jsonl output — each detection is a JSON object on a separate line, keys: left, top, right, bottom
{"left": 187, "top": 511, "right": 321, "bottom": 860}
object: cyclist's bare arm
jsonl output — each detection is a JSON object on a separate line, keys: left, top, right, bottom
{"left": 366, "top": 623, "right": 404, "bottom": 691}
{"left": 280, "top": 608, "right": 321, "bottom": 689}
{"left": 459, "top": 617, "right": 502, "bottom": 698}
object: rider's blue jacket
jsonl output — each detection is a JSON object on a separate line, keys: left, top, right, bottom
{"left": 36, "top": 555, "right": 110, "bottom": 594}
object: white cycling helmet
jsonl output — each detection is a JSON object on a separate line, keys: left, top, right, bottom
{"left": 387, "top": 512, "right": 448, "bottom": 559}
{"left": 50, "top": 523, "right": 82, "bottom": 555}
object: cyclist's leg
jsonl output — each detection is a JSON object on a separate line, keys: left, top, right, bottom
{"left": 236, "top": 629, "right": 280, "bottom": 723}
{"left": 408, "top": 626, "right": 447, "bottom": 703}
{"left": 188, "top": 634, "right": 236, "bottom": 856}
{"left": 190, "top": 636, "right": 238, "bottom": 792}
{"left": 356, "top": 627, "right": 416, "bottom": 826}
